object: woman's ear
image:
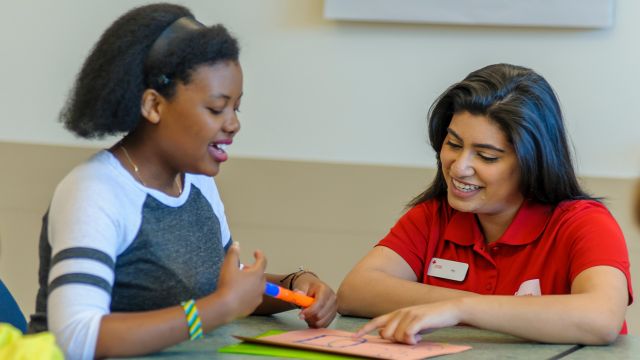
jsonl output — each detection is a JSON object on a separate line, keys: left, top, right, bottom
{"left": 140, "top": 89, "right": 163, "bottom": 124}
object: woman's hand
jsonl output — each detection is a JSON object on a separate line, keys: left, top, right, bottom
{"left": 216, "top": 242, "right": 267, "bottom": 320}
{"left": 292, "top": 273, "right": 338, "bottom": 328}
{"left": 354, "top": 300, "right": 462, "bottom": 344}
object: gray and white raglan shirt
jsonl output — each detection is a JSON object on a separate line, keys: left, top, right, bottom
{"left": 28, "top": 150, "right": 231, "bottom": 359}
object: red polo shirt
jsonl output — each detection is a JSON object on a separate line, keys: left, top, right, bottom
{"left": 378, "top": 198, "right": 633, "bottom": 333}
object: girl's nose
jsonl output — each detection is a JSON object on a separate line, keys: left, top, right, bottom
{"left": 223, "top": 112, "right": 240, "bottom": 135}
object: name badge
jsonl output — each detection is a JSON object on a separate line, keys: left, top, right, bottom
{"left": 427, "top": 258, "right": 468, "bottom": 282}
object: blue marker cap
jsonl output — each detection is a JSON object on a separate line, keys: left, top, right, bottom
{"left": 264, "top": 282, "right": 280, "bottom": 297}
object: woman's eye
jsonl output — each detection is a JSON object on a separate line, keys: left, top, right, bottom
{"left": 478, "top": 153, "right": 498, "bottom": 162}
{"left": 207, "top": 108, "right": 223, "bottom": 115}
{"left": 446, "top": 141, "right": 462, "bottom": 149}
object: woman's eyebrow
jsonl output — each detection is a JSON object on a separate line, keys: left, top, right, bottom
{"left": 447, "top": 128, "right": 505, "bottom": 153}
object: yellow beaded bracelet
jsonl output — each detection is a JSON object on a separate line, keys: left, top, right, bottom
{"left": 180, "top": 299, "right": 203, "bottom": 340}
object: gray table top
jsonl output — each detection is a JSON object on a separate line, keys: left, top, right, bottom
{"left": 120, "top": 311, "right": 637, "bottom": 359}
{"left": 562, "top": 334, "right": 640, "bottom": 360}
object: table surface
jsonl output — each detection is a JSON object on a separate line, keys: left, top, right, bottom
{"left": 120, "top": 311, "right": 640, "bottom": 359}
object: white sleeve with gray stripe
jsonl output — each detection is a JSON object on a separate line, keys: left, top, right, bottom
{"left": 46, "top": 150, "right": 230, "bottom": 359}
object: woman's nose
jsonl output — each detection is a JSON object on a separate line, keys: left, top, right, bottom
{"left": 450, "top": 152, "right": 474, "bottom": 178}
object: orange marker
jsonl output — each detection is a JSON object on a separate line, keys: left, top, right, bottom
{"left": 264, "top": 282, "right": 315, "bottom": 308}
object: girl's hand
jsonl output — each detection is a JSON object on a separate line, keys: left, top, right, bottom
{"left": 293, "top": 273, "right": 337, "bottom": 328}
{"left": 354, "top": 301, "right": 462, "bottom": 344}
{"left": 216, "top": 242, "right": 267, "bottom": 319}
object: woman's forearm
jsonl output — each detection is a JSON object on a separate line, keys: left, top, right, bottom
{"left": 338, "top": 269, "right": 477, "bottom": 317}
{"left": 355, "top": 267, "right": 629, "bottom": 346}
{"left": 458, "top": 267, "right": 629, "bottom": 344}
{"left": 458, "top": 292, "right": 625, "bottom": 345}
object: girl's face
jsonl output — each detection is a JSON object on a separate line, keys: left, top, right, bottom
{"left": 440, "top": 111, "right": 523, "bottom": 219}
{"left": 156, "top": 60, "right": 243, "bottom": 177}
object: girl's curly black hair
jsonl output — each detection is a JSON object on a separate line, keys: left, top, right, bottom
{"left": 61, "top": 3, "right": 239, "bottom": 138}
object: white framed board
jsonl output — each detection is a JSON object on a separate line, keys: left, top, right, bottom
{"left": 324, "top": 0, "right": 615, "bottom": 29}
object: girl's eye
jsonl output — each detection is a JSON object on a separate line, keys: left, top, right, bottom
{"left": 446, "top": 141, "right": 462, "bottom": 149}
{"left": 234, "top": 107, "right": 241, "bottom": 113}
{"left": 207, "top": 108, "right": 223, "bottom": 115}
{"left": 478, "top": 153, "right": 498, "bottom": 162}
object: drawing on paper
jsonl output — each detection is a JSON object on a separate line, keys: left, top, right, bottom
{"left": 295, "top": 334, "right": 366, "bottom": 348}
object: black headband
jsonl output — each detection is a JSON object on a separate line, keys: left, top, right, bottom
{"left": 146, "top": 16, "right": 205, "bottom": 66}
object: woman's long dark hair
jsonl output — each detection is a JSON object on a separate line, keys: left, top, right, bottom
{"left": 410, "top": 63, "right": 593, "bottom": 207}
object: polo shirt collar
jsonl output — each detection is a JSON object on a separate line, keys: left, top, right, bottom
{"left": 444, "top": 200, "right": 552, "bottom": 246}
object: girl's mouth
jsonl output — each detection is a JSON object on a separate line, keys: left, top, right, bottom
{"left": 209, "top": 143, "right": 229, "bottom": 162}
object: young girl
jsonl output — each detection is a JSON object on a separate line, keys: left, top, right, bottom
{"left": 28, "top": 3, "right": 336, "bottom": 358}
{"left": 339, "top": 63, "right": 632, "bottom": 345}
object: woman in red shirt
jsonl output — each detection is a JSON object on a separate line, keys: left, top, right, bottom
{"left": 338, "top": 63, "right": 632, "bottom": 345}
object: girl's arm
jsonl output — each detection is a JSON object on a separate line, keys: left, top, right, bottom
{"left": 253, "top": 272, "right": 338, "bottom": 328}
{"left": 252, "top": 273, "right": 299, "bottom": 315}
{"left": 93, "top": 244, "right": 266, "bottom": 358}
{"left": 357, "top": 265, "right": 628, "bottom": 345}
{"left": 338, "top": 246, "right": 478, "bottom": 317}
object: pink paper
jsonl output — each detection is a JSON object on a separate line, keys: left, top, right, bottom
{"left": 237, "top": 328, "right": 471, "bottom": 360}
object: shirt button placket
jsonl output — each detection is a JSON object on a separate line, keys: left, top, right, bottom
{"left": 485, "top": 269, "right": 497, "bottom": 293}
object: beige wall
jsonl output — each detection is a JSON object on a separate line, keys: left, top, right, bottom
{"left": 1, "top": 0, "right": 639, "bottom": 178}
{"left": 1, "top": 141, "right": 638, "bottom": 333}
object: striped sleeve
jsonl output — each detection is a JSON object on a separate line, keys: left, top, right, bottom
{"left": 48, "top": 247, "right": 115, "bottom": 295}
{"left": 46, "top": 156, "right": 143, "bottom": 360}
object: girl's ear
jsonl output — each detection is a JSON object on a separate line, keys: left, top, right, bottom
{"left": 140, "top": 89, "right": 163, "bottom": 124}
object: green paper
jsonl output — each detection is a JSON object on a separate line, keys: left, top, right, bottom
{"left": 218, "top": 330, "right": 360, "bottom": 360}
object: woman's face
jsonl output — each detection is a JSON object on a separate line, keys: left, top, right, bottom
{"left": 156, "top": 60, "right": 243, "bottom": 177}
{"left": 440, "top": 111, "right": 523, "bottom": 218}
